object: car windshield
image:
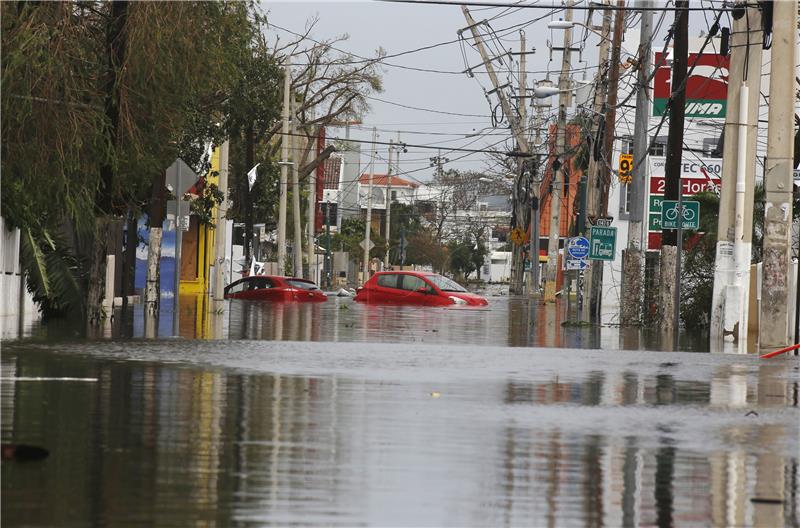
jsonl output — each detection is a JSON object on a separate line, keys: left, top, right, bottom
{"left": 425, "top": 274, "right": 467, "bottom": 292}
{"left": 286, "top": 279, "right": 319, "bottom": 291}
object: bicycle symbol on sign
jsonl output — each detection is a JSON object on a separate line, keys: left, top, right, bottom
{"left": 664, "top": 204, "right": 696, "bottom": 223}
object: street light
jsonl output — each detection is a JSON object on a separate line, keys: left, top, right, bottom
{"left": 547, "top": 20, "right": 575, "bottom": 30}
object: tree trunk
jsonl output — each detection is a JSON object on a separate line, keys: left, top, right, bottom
{"left": 88, "top": 1, "right": 128, "bottom": 325}
{"left": 86, "top": 216, "right": 114, "bottom": 325}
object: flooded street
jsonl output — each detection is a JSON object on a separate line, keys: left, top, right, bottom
{"left": 2, "top": 297, "right": 799, "bottom": 526}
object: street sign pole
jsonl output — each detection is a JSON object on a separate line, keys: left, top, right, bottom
{"left": 673, "top": 180, "right": 683, "bottom": 349}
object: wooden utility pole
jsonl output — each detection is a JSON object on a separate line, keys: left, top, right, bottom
{"left": 620, "top": 0, "right": 653, "bottom": 326}
{"left": 760, "top": 0, "right": 797, "bottom": 349}
{"left": 709, "top": 2, "right": 763, "bottom": 347}
{"left": 291, "top": 94, "right": 303, "bottom": 277}
{"left": 543, "top": 4, "right": 574, "bottom": 303}
{"left": 384, "top": 139, "right": 394, "bottom": 269}
{"left": 580, "top": 2, "right": 612, "bottom": 318}
{"left": 306, "top": 126, "right": 319, "bottom": 282}
{"left": 213, "top": 140, "right": 230, "bottom": 301}
{"left": 363, "top": 127, "right": 377, "bottom": 284}
{"left": 277, "top": 59, "right": 291, "bottom": 274}
{"left": 461, "top": 6, "right": 531, "bottom": 294}
{"left": 585, "top": 0, "right": 624, "bottom": 317}
{"left": 659, "top": 0, "right": 689, "bottom": 336}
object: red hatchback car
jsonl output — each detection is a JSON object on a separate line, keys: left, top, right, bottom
{"left": 224, "top": 275, "right": 327, "bottom": 302}
{"left": 354, "top": 271, "right": 488, "bottom": 307}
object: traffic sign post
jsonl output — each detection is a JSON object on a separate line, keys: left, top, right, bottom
{"left": 660, "top": 200, "right": 700, "bottom": 230}
{"left": 589, "top": 226, "right": 617, "bottom": 261}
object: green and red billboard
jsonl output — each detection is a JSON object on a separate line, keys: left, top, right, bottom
{"left": 653, "top": 51, "right": 729, "bottom": 118}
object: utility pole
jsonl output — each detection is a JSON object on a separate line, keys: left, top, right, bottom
{"left": 461, "top": 6, "right": 531, "bottom": 294}
{"left": 580, "top": 2, "right": 612, "bottom": 318}
{"left": 306, "top": 126, "right": 319, "bottom": 282}
{"left": 585, "top": 0, "right": 624, "bottom": 318}
{"left": 384, "top": 139, "right": 394, "bottom": 269}
{"left": 621, "top": 0, "right": 653, "bottom": 325}
{"left": 363, "top": 127, "right": 377, "bottom": 284}
{"left": 213, "top": 140, "right": 230, "bottom": 302}
{"left": 709, "top": 2, "right": 763, "bottom": 347}
{"left": 277, "top": 58, "right": 291, "bottom": 275}
{"left": 659, "top": 0, "right": 688, "bottom": 337}
{"left": 291, "top": 94, "right": 303, "bottom": 278}
{"left": 760, "top": 0, "right": 797, "bottom": 350}
{"left": 543, "top": 3, "right": 574, "bottom": 303}
{"left": 325, "top": 199, "right": 332, "bottom": 289}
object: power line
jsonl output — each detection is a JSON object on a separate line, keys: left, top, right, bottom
{"left": 380, "top": 0, "right": 733, "bottom": 11}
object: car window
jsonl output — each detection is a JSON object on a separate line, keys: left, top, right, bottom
{"left": 226, "top": 279, "right": 247, "bottom": 294}
{"left": 426, "top": 274, "right": 467, "bottom": 292}
{"left": 377, "top": 274, "right": 400, "bottom": 289}
{"left": 400, "top": 274, "right": 430, "bottom": 292}
{"left": 286, "top": 279, "right": 319, "bottom": 290}
{"left": 249, "top": 278, "right": 273, "bottom": 290}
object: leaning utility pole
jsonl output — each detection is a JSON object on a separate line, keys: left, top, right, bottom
{"left": 760, "top": 0, "right": 797, "bottom": 350}
{"left": 580, "top": 2, "right": 612, "bottom": 318}
{"left": 384, "top": 139, "right": 394, "bottom": 269}
{"left": 659, "top": 0, "right": 688, "bottom": 335}
{"left": 543, "top": 4, "right": 574, "bottom": 303}
{"left": 213, "top": 140, "right": 230, "bottom": 302}
{"left": 709, "top": 1, "right": 763, "bottom": 347}
{"left": 277, "top": 59, "right": 291, "bottom": 274}
{"left": 461, "top": 6, "right": 531, "bottom": 294}
{"left": 620, "top": 0, "right": 653, "bottom": 325}
{"left": 363, "top": 127, "right": 377, "bottom": 284}
{"left": 585, "top": 0, "right": 624, "bottom": 317}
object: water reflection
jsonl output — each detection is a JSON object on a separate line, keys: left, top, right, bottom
{"left": 2, "top": 342, "right": 797, "bottom": 526}
{"left": 6, "top": 295, "right": 715, "bottom": 353}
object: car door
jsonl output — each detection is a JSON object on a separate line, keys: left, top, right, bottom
{"left": 398, "top": 274, "right": 437, "bottom": 305}
{"left": 373, "top": 273, "right": 402, "bottom": 303}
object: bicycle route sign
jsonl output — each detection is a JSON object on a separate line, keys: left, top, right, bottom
{"left": 564, "top": 236, "right": 590, "bottom": 271}
{"left": 660, "top": 200, "right": 700, "bottom": 230}
{"left": 589, "top": 226, "right": 617, "bottom": 261}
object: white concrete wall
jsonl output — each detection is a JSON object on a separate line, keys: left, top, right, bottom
{"left": 0, "top": 217, "right": 40, "bottom": 338}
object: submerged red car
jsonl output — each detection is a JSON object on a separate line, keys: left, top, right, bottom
{"left": 224, "top": 275, "right": 327, "bottom": 302}
{"left": 354, "top": 271, "right": 488, "bottom": 307}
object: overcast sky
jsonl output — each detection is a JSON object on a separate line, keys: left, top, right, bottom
{"left": 260, "top": 1, "right": 720, "bottom": 182}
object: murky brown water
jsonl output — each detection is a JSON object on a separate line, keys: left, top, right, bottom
{"left": 2, "top": 296, "right": 798, "bottom": 526}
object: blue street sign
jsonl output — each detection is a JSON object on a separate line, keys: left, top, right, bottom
{"left": 567, "top": 236, "right": 590, "bottom": 260}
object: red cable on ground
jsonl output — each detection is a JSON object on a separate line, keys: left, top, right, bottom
{"left": 759, "top": 343, "right": 800, "bottom": 359}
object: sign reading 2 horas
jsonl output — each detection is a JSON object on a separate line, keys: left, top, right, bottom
{"left": 653, "top": 52, "right": 729, "bottom": 118}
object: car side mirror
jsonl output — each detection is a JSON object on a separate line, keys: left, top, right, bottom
{"left": 416, "top": 287, "right": 432, "bottom": 294}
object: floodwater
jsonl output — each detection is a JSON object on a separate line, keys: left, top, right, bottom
{"left": 2, "top": 295, "right": 799, "bottom": 526}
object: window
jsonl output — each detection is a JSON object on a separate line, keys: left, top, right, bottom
{"left": 391, "top": 190, "right": 397, "bottom": 201}
{"left": 377, "top": 274, "right": 399, "bottom": 289}
{"left": 286, "top": 279, "right": 318, "bottom": 290}
{"left": 425, "top": 274, "right": 467, "bottom": 292}
{"left": 226, "top": 279, "right": 247, "bottom": 295}
{"left": 703, "top": 137, "right": 721, "bottom": 157}
{"left": 248, "top": 277, "right": 273, "bottom": 290}
{"left": 621, "top": 136, "right": 634, "bottom": 155}
{"left": 649, "top": 136, "right": 667, "bottom": 156}
{"left": 399, "top": 274, "right": 430, "bottom": 292}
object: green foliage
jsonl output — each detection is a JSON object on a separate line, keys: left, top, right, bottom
{"left": 19, "top": 222, "right": 85, "bottom": 319}
{"left": 447, "top": 236, "right": 488, "bottom": 280}
{"left": 189, "top": 182, "right": 225, "bottom": 227}
{"left": 330, "top": 217, "right": 367, "bottom": 256}
{"left": 405, "top": 230, "right": 448, "bottom": 271}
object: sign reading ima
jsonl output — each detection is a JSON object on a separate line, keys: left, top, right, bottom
{"left": 653, "top": 52, "right": 730, "bottom": 118}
